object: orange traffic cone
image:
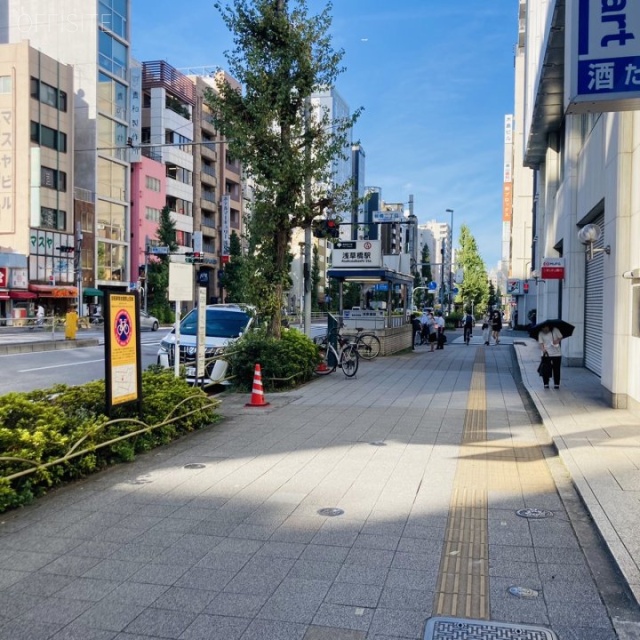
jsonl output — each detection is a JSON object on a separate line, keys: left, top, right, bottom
{"left": 246, "top": 363, "right": 270, "bottom": 407}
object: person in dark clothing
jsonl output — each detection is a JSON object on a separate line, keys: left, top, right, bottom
{"left": 491, "top": 310, "right": 502, "bottom": 345}
{"left": 411, "top": 313, "right": 422, "bottom": 350}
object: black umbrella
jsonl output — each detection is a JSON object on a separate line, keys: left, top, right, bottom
{"left": 528, "top": 319, "right": 575, "bottom": 340}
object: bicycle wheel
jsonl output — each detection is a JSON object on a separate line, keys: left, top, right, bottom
{"left": 357, "top": 334, "right": 381, "bottom": 359}
{"left": 339, "top": 344, "right": 359, "bottom": 377}
{"left": 315, "top": 344, "right": 336, "bottom": 375}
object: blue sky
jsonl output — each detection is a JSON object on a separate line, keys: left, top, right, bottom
{"left": 131, "top": 1, "right": 517, "bottom": 269}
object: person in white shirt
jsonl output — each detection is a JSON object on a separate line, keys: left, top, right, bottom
{"left": 538, "top": 324, "right": 563, "bottom": 388}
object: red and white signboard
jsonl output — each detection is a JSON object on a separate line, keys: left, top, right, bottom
{"left": 0, "top": 268, "right": 6, "bottom": 287}
{"left": 541, "top": 257, "right": 565, "bottom": 280}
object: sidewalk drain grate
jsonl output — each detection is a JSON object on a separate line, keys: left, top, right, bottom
{"left": 369, "top": 441, "right": 387, "bottom": 446}
{"left": 317, "top": 508, "right": 344, "bottom": 517}
{"left": 424, "top": 616, "right": 557, "bottom": 639}
{"left": 516, "top": 507, "right": 554, "bottom": 519}
{"left": 184, "top": 463, "right": 206, "bottom": 469}
{"left": 508, "top": 585, "right": 540, "bottom": 599}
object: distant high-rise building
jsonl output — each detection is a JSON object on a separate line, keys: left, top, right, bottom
{"left": 351, "top": 144, "right": 365, "bottom": 240}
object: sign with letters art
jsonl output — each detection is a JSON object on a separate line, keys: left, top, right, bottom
{"left": 567, "top": 0, "right": 640, "bottom": 112}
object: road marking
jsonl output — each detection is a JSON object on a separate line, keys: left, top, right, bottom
{"left": 434, "top": 348, "right": 489, "bottom": 619}
{"left": 19, "top": 359, "right": 104, "bottom": 372}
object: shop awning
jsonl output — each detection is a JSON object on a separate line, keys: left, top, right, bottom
{"left": 9, "top": 290, "right": 37, "bottom": 300}
{"left": 29, "top": 284, "right": 78, "bottom": 298}
{"left": 82, "top": 287, "right": 103, "bottom": 297}
{"left": 0, "top": 291, "right": 9, "bottom": 301}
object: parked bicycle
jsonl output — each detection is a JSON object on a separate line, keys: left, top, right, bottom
{"left": 314, "top": 334, "right": 359, "bottom": 377}
{"left": 326, "top": 326, "right": 381, "bottom": 360}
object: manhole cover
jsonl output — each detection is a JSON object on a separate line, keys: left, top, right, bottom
{"left": 183, "top": 463, "right": 206, "bottom": 469}
{"left": 516, "top": 507, "right": 554, "bottom": 519}
{"left": 424, "top": 616, "right": 557, "bottom": 639}
{"left": 369, "top": 440, "right": 387, "bottom": 446}
{"left": 317, "top": 508, "right": 344, "bottom": 517}
{"left": 508, "top": 585, "right": 540, "bottom": 599}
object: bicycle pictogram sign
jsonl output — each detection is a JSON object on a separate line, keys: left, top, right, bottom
{"left": 114, "top": 309, "right": 133, "bottom": 347}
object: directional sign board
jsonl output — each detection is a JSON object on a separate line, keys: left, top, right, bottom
{"left": 149, "top": 246, "right": 169, "bottom": 255}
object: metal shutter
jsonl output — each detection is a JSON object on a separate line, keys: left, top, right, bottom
{"left": 584, "top": 215, "right": 605, "bottom": 376}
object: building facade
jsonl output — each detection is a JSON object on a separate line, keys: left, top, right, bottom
{"left": 0, "top": 41, "right": 76, "bottom": 320}
{"left": 1, "top": 0, "right": 134, "bottom": 301}
{"left": 519, "top": 0, "right": 640, "bottom": 408}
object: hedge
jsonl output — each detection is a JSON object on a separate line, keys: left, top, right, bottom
{"left": 0, "top": 368, "right": 220, "bottom": 513}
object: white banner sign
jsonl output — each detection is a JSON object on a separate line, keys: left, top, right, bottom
{"left": 332, "top": 240, "right": 382, "bottom": 268}
{"left": 221, "top": 194, "right": 231, "bottom": 256}
{"left": 168, "top": 262, "right": 194, "bottom": 301}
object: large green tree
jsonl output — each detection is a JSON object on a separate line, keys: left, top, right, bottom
{"left": 455, "top": 224, "right": 489, "bottom": 314}
{"left": 208, "top": 0, "right": 360, "bottom": 337}
{"left": 147, "top": 206, "right": 178, "bottom": 322}
{"left": 223, "top": 231, "right": 250, "bottom": 303}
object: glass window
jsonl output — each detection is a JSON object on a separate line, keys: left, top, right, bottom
{"left": 145, "top": 206, "right": 161, "bottom": 221}
{"left": 41, "top": 167, "right": 67, "bottom": 191}
{"left": 98, "top": 73, "right": 127, "bottom": 120}
{"left": 98, "top": 0, "right": 127, "bottom": 39}
{"left": 0, "top": 76, "right": 11, "bottom": 93}
{"left": 98, "top": 115, "right": 126, "bottom": 150}
{"left": 99, "top": 30, "right": 128, "bottom": 79}
{"left": 97, "top": 158, "right": 126, "bottom": 201}
{"left": 145, "top": 175, "right": 161, "bottom": 192}
{"left": 31, "top": 123, "right": 67, "bottom": 152}
{"left": 97, "top": 240, "right": 126, "bottom": 282}
{"left": 40, "top": 207, "right": 66, "bottom": 230}
{"left": 97, "top": 200, "right": 126, "bottom": 242}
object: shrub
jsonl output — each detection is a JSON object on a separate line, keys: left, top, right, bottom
{"left": 226, "top": 328, "right": 319, "bottom": 392}
{"left": 446, "top": 311, "right": 463, "bottom": 329}
{"left": 0, "top": 369, "right": 219, "bottom": 513}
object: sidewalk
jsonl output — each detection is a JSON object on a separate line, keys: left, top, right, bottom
{"left": 0, "top": 330, "right": 639, "bottom": 639}
{"left": 515, "top": 337, "right": 640, "bottom": 604}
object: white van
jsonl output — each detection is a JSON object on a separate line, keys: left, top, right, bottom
{"left": 157, "top": 304, "right": 254, "bottom": 384}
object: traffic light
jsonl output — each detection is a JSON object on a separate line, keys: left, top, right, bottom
{"left": 184, "top": 252, "right": 203, "bottom": 264}
{"left": 312, "top": 219, "right": 340, "bottom": 239}
{"left": 56, "top": 245, "right": 74, "bottom": 253}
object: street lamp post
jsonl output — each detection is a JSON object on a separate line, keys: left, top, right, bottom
{"left": 446, "top": 208, "right": 454, "bottom": 314}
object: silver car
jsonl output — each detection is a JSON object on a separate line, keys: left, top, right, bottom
{"left": 140, "top": 311, "right": 160, "bottom": 331}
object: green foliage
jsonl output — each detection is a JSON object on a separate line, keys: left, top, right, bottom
{"left": 224, "top": 231, "right": 251, "bottom": 303}
{"left": 455, "top": 224, "right": 489, "bottom": 312}
{"left": 207, "top": 0, "right": 361, "bottom": 338}
{"left": 148, "top": 206, "right": 178, "bottom": 321}
{"left": 420, "top": 244, "right": 432, "bottom": 282}
{"left": 0, "top": 370, "right": 219, "bottom": 513}
{"left": 446, "top": 311, "right": 463, "bottom": 329}
{"left": 226, "top": 328, "right": 319, "bottom": 391}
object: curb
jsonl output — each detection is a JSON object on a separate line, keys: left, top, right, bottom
{"left": 0, "top": 338, "right": 100, "bottom": 356}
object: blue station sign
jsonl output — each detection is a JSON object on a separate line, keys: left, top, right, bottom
{"left": 568, "top": 0, "right": 640, "bottom": 112}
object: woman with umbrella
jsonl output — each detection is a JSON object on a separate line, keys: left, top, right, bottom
{"left": 531, "top": 320, "right": 574, "bottom": 389}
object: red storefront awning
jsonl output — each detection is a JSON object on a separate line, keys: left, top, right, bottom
{"left": 9, "top": 290, "right": 37, "bottom": 300}
{"left": 28, "top": 284, "right": 78, "bottom": 298}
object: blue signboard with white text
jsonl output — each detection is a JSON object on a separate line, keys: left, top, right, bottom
{"left": 568, "top": 0, "right": 640, "bottom": 112}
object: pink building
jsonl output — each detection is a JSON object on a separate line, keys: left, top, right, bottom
{"left": 131, "top": 155, "right": 167, "bottom": 284}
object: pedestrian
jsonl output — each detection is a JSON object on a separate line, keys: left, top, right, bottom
{"left": 411, "top": 313, "right": 422, "bottom": 350}
{"left": 419, "top": 308, "right": 430, "bottom": 344}
{"left": 36, "top": 304, "right": 45, "bottom": 328}
{"left": 482, "top": 313, "right": 491, "bottom": 345}
{"left": 491, "top": 310, "right": 502, "bottom": 345}
{"left": 427, "top": 312, "right": 438, "bottom": 352}
{"left": 538, "top": 323, "right": 563, "bottom": 389}
{"left": 435, "top": 311, "right": 446, "bottom": 350}
{"left": 463, "top": 309, "right": 475, "bottom": 344}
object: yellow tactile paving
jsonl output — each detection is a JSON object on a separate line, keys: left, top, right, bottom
{"left": 433, "top": 349, "right": 557, "bottom": 619}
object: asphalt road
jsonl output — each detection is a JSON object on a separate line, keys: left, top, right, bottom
{"left": 0, "top": 335, "right": 163, "bottom": 395}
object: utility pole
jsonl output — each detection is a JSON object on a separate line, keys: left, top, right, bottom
{"left": 446, "top": 208, "right": 454, "bottom": 314}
